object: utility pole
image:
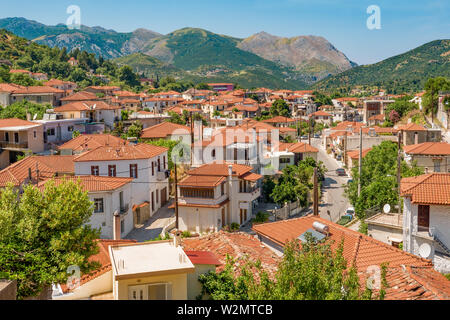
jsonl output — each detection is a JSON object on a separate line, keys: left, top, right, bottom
{"left": 313, "top": 167, "right": 319, "bottom": 216}
{"left": 174, "top": 163, "right": 179, "bottom": 230}
{"left": 308, "top": 118, "right": 312, "bottom": 146}
{"left": 358, "top": 127, "right": 363, "bottom": 197}
{"left": 344, "top": 132, "right": 348, "bottom": 166}
{"left": 397, "top": 130, "right": 403, "bottom": 215}
{"left": 190, "top": 112, "right": 194, "bottom": 166}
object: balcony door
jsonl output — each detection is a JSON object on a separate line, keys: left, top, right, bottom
{"left": 418, "top": 205, "right": 430, "bottom": 232}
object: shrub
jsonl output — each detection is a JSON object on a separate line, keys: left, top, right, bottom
{"left": 181, "top": 231, "right": 192, "bottom": 238}
{"left": 230, "top": 223, "right": 240, "bottom": 232}
{"left": 253, "top": 211, "right": 269, "bottom": 224}
{"left": 337, "top": 216, "right": 351, "bottom": 226}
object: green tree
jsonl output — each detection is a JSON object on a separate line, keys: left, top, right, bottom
{"left": 118, "top": 65, "right": 140, "bottom": 88}
{"left": 195, "top": 83, "right": 211, "bottom": 90}
{"left": 423, "top": 77, "right": 450, "bottom": 115}
{"left": 145, "top": 139, "right": 180, "bottom": 170}
{"left": 270, "top": 99, "right": 291, "bottom": 118}
{"left": 346, "top": 140, "right": 423, "bottom": 218}
{"left": 127, "top": 121, "right": 143, "bottom": 138}
{"left": 0, "top": 100, "right": 50, "bottom": 120}
{"left": 0, "top": 180, "right": 100, "bottom": 299}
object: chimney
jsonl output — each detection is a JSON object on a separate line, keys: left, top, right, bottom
{"left": 414, "top": 132, "right": 419, "bottom": 145}
{"left": 173, "top": 231, "right": 182, "bottom": 247}
{"left": 113, "top": 211, "right": 121, "bottom": 240}
{"left": 228, "top": 165, "right": 233, "bottom": 177}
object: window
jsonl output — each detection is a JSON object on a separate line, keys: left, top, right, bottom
{"left": 156, "top": 190, "right": 159, "bottom": 204}
{"left": 434, "top": 161, "right": 441, "bottom": 173}
{"left": 33, "top": 131, "right": 37, "bottom": 139}
{"left": 68, "top": 126, "right": 74, "bottom": 132}
{"left": 157, "top": 158, "right": 161, "bottom": 172}
{"left": 120, "top": 220, "right": 124, "bottom": 234}
{"left": 130, "top": 164, "right": 138, "bottom": 178}
{"left": 212, "top": 149, "right": 216, "bottom": 158}
{"left": 152, "top": 162, "right": 155, "bottom": 176}
{"left": 47, "top": 128, "right": 55, "bottom": 136}
{"left": 5, "top": 132, "right": 9, "bottom": 142}
{"left": 151, "top": 192, "right": 155, "bottom": 212}
{"left": 180, "top": 188, "right": 214, "bottom": 199}
{"left": 14, "top": 132, "right": 19, "bottom": 143}
{"left": 163, "top": 156, "right": 166, "bottom": 170}
{"left": 221, "top": 183, "right": 225, "bottom": 196}
{"left": 94, "top": 198, "right": 104, "bottom": 213}
{"left": 91, "top": 166, "right": 100, "bottom": 176}
{"left": 108, "top": 165, "right": 117, "bottom": 177}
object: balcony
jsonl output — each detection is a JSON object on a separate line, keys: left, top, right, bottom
{"left": 238, "top": 187, "right": 261, "bottom": 202}
{"left": 0, "top": 141, "right": 28, "bottom": 150}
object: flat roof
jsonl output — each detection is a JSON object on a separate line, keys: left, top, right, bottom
{"left": 109, "top": 241, "right": 195, "bottom": 280}
{"left": 366, "top": 213, "right": 403, "bottom": 229}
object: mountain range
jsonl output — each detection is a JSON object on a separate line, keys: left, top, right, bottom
{"left": 0, "top": 17, "right": 449, "bottom": 92}
{"left": 0, "top": 17, "right": 356, "bottom": 89}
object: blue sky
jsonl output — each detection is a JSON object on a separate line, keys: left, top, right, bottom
{"left": 0, "top": 0, "right": 448, "bottom": 65}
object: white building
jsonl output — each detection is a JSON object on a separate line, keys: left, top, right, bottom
{"left": 401, "top": 173, "right": 450, "bottom": 273}
{"left": 174, "top": 163, "right": 262, "bottom": 234}
{"left": 74, "top": 143, "right": 170, "bottom": 222}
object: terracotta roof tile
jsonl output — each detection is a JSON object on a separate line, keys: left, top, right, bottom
{"left": 141, "top": 122, "right": 191, "bottom": 139}
{"left": 60, "top": 91, "right": 99, "bottom": 101}
{"left": 38, "top": 176, "right": 133, "bottom": 192}
{"left": 185, "top": 251, "right": 222, "bottom": 266}
{"left": 74, "top": 143, "right": 168, "bottom": 162}
{"left": 0, "top": 155, "right": 75, "bottom": 187}
{"left": 403, "top": 142, "right": 450, "bottom": 156}
{"left": 179, "top": 175, "right": 226, "bottom": 188}
{"left": 187, "top": 162, "right": 253, "bottom": 178}
{"left": 401, "top": 173, "right": 450, "bottom": 205}
{"left": 58, "top": 134, "right": 128, "bottom": 153}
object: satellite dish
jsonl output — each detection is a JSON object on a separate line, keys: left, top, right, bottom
{"left": 383, "top": 204, "right": 391, "bottom": 214}
{"left": 418, "top": 243, "right": 432, "bottom": 259}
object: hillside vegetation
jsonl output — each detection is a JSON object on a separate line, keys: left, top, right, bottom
{"left": 314, "top": 40, "right": 450, "bottom": 94}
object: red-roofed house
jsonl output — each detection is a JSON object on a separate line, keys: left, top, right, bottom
{"left": 403, "top": 142, "right": 450, "bottom": 173}
{"left": 401, "top": 173, "right": 450, "bottom": 273}
{"left": 74, "top": 143, "right": 170, "bottom": 224}
{"left": 0, "top": 118, "right": 44, "bottom": 169}
{"left": 172, "top": 163, "right": 262, "bottom": 233}
{"left": 253, "top": 215, "right": 450, "bottom": 299}
{"left": 309, "top": 110, "right": 332, "bottom": 125}
{"left": 397, "top": 123, "right": 442, "bottom": 146}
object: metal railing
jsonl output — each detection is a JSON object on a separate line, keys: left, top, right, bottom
{"left": 0, "top": 141, "right": 28, "bottom": 149}
{"left": 429, "top": 226, "right": 450, "bottom": 255}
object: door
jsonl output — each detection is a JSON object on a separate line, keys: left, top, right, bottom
{"left": 418, "top": 205, "right": 430, "bottom": 231}
{"left": 222, "top": 208, "right": 226, "bottom": 228}
{"left": 161, "top": 188, "right": 167, "bottom": 206}
{"left": 128, "top": 285, "right": 147, "bottom": 300}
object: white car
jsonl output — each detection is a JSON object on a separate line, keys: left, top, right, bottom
{"left": 345, "top": 207, "right": 355, "bottom": 216}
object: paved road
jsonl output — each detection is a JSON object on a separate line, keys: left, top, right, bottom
{"left": 311, "top": 138, "right": 351, "bottom": 223}
{"left": 125, "top": 202, "right": 175, "bottom": 242}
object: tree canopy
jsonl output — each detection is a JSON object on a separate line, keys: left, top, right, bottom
{"left": 0, "top": 180, "right": 100, "bottom": 299}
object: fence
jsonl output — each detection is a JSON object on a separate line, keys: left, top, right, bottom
{"left": 273, "top": 200, "right": 305, "bottom": 220}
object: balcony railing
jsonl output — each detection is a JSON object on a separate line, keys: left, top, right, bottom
{"left": 0, "top": 141, "right": 28, "bottom": 149}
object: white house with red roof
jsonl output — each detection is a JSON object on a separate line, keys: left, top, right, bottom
{"left": 401, "top": 173, "right": 450, "bottom": 273}
{"left": 73, "top": 143, "right": 170, "bottom": 224}
{"left": 173, "top": 163, "right": 262, "bottom": 233}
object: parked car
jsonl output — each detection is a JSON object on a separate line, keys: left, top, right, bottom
{"left": 336, "top": 168, "right": 347, "bottom": 176}
{"left": 347, "top": 179, "right": 354, "bottom": 185}
{"left": 301, "top": 135, "right": 308, "bottom": 140}
{"left": 314, "top": 134, "right": 321, "bottom": 138}
{"left": 345, "top": 207, "right": 355, "bottom": 216}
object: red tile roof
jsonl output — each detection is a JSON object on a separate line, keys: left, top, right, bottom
{"left": 38, "top": 176, "right": 133, "bottom": 192}
{"left": 74, "top": 143, "right": 168, "bottom": 162}
{"left": 253, "top": 216, "right": 432, "bottom": 272}
{"left": 60, "top": 91, "right": 99, "bottom": 101}
{"left": 403, "top": 142, "right": 450, "bottom": 156}
{"left": 0, "top": 118, "right": 39, "bottom": 129}
{"left": 187, "top": 162, "right": 253, "bottom": 178}
{"left": 277, "top": 142, "right": 319, "bottom": 153}
{"left": 347, "top": 148, "right": 372, "bottom": 160}
{"left": 12, "top": 86, "right": 64, "bottom": 94}
{"left": 185, "top": 251, "right": 222, "bottom": 266}
{"left": 141, "top": 122, "right": 191, "bottom": 139}
{"left": 58, "top": 134, "right": 128, "bottom": 153}
{"left": 182, "top": 231, "right": 280, "bottom": 275}
{"left": 397, "top": 123, "right": 427, "bottom": 131}
{"left": 252, "top": 216, "right": 450, "bottom": 299}
{"left": 400, "top": 173, "right": 450, "bottom": 205}
{"left": 0, "top": 155, "right": 75, "bottom": 187}
{"left": 54, "top": 101, "right": 119, "bottom": 112}
{"left": 261, "top": 116, "right": 296, "bottom": 124}
{"left": 310, "top": 111, "right": 332, "bottom": 117}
